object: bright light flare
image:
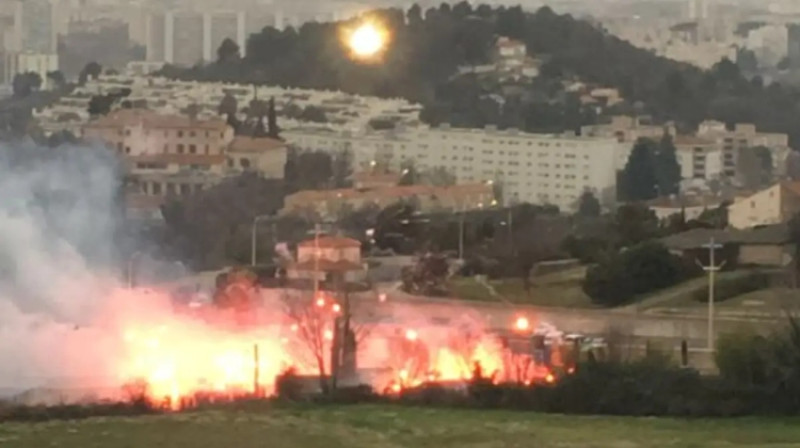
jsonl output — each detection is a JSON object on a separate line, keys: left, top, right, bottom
{"left": 514, "top": 316, "right": 530, "bottom": 332}
{"left": 345, "top": 21, "right": 388, "bottom": 59}
{"left": 405, "top": 329, "right": 418, "bottom": 341}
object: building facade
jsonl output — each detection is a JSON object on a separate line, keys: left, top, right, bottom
{"left": 2, "top": 52, "right": 58, "bottom": 88}
{"left": 283, "top": 182, "right": 495, "bottom": 220}
{"left": 283, "top": 126, "right": 628, "bottom": 212}
{"left": 146, "top": 9, "right": 249, "bottom": 65}
{"left": 727, "top": 181, "right": 800, "bottom": 229}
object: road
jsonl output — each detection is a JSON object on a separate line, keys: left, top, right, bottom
{"left": 363, "top": 288, "right": 782, "bottom": 347}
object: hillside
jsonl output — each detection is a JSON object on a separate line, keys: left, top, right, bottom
{"left": 161, "top": 3, "right": 800, "bottom": 146}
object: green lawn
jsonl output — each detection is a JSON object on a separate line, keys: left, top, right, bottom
{"left": 3, "top": 404, "right": 800, "bottom": 448}
{"left": 449, "top": 269, "right": 595, "bottom": 308}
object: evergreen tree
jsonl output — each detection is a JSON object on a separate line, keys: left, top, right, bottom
{"left": 620, "top": 138, "right": 659, "bottom": 202}
{"left": 577, "top": 191, "right": 601, "bottom": 217}
{"left": 267, "top": 97, "right": 279, "bottom": 139}
{"left": 655, "top": 133, "right": 681, "bottom": 196}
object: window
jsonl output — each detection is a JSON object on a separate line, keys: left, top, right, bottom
{"left": 189, "top": 144, "right": 196, "bottom": 154}
{"left": 205, "top": 144, "right": 209, "bottom": 154}
{"left": 189, "top": 131, "right": 196, "bottom": 137}
{"left": 178, "top": 131, "right": 184, "bottom": 138}
{"left": 180, "top": 184, "right": 190, "bottom": 195}
{"left": 152, "top": 183, "right": 162, "bottom": 195}
{"left": 177, "top": 144, "right": 185, "bottom": 153}
{"left": 125, "top": 146, "right": 131, "bottom": 154}
{"left": 205, "top": 131, "right": 210, "bottom": 138}
{"left": 125, "top": 129, "right": 131, "bottom": 136}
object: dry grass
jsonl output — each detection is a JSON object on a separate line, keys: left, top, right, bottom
{"left": 3, "top": 404, "right": 800, "bottom": 448}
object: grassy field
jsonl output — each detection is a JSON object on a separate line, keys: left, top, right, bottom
{"left": 449, "top": 275, "right": 595, "bottom": 308}
{"left": 3, "top": 404, "right": 800, "bottom": 448}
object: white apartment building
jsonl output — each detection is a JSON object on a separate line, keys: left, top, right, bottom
{"left": 283, "top": 126, "right": 628, "bottom": 211}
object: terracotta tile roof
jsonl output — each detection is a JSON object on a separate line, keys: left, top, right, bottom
{"left": 781, "top": 181, "right": 800, "bottom": 198}
{"left": 298, "top": 236, "right": 361, "bottom": 249}
{"left": 84, "top": 108, "right": 228, "bottom": 131}
{"left": 128, "top": 154, "right": 227, "bottom": 165}
{"left": 228, "top": 136, "right": 286, "bottom": 153}
{"left": 286, "top": 183, "right": 493, "bottom": 203}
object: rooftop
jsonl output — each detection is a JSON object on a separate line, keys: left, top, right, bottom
{"left": 661, "top": 223, "right": 791, "bottom": 250}
{"left": 128, "top": 154, "right": 227, "bottom": 165}
{"left": 228, "top": 136, "right": 286, "bottom": 153}
{"left": 286, "top": 183, "right": 493, "bottom": 203}
{"left": 298, "top": 236, "right": 362, "bottom": 249}
{"left": 85, "top": 108, "right": 229, "bottom": 131}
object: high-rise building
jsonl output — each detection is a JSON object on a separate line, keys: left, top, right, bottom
{"left": 171, "top": 11, "right": 204, "bottom": 66}
{"left": 13, "top": 0, "right": 57, "bottom": 53}
{"left": 146, "top": 9, "right": 248, "bottom": 65}
{"left": 787, "top": 24, "right": 800, "bottom": 68}
{"left": 206, "top": 11, "right": 245, "bottom": 61}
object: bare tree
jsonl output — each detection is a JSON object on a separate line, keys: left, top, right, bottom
{"left": 281, "top": 291, "right": 334, "bottom": 393}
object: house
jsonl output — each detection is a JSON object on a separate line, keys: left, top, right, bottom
{"left": 661, "top": 223, "right": 794, "bottom": 268}
{"left": 226, "top": 136, "right": 287, "bottom": 179}
{"left": 727, "top": 181, "right": 800, "bottom": 229}
{"left": 645, "top": 194, "right": 726, "bottom": 221}
{"left": 289, "top": 236, "right": 365, "bottom": 283}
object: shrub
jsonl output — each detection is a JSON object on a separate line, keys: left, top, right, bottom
{"left": 583, "top": 242, "right": 699, "bottom": 307}
{"left": 275, "top": 368, "right": 305, "bottom": 401}
{"left": 692, "top": 272, "right": 769, "bottom": 303}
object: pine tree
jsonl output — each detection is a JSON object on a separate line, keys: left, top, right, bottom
{"left": 620, "top": 138, "right": 658, "bottom": 202}
{"left": 268, "top": 97, "right": 280, "bottom": 139}
{"left": 655, "top": 133, "right": 681, "bottom": 196}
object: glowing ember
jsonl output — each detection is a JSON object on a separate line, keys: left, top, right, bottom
{"left": 332, "top": 303, "right": 341, "bottom": 314}
{"left": 316, "top": 297, "right": 326, "bottom": 307}
{"left": 514, "top": 316, "right": 530, "bottom": 332}
{"left": 405, "top": 329, "right": 418, "bottom": 341}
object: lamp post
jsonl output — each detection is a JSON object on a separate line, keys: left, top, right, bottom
{"left": 698, "top": 238, "right": 725, "bottom": 350}
{"left": 251, "top": 214, "right": 276, "bottom": 267}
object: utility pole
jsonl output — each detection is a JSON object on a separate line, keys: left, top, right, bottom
{"left": 251, "top": 215, "right": 275, "bottom": 267}
{"left": 698, "top": 238, "right": 725, "bottom": 351}
{"left": 313, "top": 222, "right": 321, "bottom": 300}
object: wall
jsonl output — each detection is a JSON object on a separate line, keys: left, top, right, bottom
{"left": 728, "top": 184, "right": 782, "bottom": 229}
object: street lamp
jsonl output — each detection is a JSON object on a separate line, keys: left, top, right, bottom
{"left": 251, "top": 214, "right": 276, "bottom": 267}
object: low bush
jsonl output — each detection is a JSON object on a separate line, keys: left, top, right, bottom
{"left": 692, "top": 272, "right": 769, "bottom": 303}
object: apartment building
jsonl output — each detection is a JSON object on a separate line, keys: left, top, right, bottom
{"left": 283, "top": 183, "right": 495, "bottom": 220}
{"left": 82, "top": 109, "right": 234, "bottom": 157}
{"left": 674, "top": 135, "right": 721, "bottom": 180}
{"left": 580, "top": 115, "right": 674, "bottom": 143}
{"left": 227, "top": 135, "right": 287, "bottom": 179}
{"left": 696, "top": 120, "right": 791, "bottom": 178}
{"left": 283, "top": 126, "right": 628, "bottom": 211}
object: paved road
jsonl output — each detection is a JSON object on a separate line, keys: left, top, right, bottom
{"left": 364, "top": 288, "right": 782, "bottom": 345}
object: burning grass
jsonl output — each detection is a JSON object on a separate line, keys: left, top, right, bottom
{"left": 2, "top": 404, "right": 800, "bottom": 448}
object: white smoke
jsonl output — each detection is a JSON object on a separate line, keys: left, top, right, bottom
{"left": 0, "top": 140, "right": 127, "bottom": 396}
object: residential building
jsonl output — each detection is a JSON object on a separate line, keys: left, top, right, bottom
{"left": 283, "top": 126, "right": 629, "bottom": 212}
{"left": 2, "top": 52, "right": 58, "bottom": 88}
{"left": 727, "top": 181, "right": 800, "bottom": 229}
{"left": 674, "top": 135, "right": 721, "bottom": 180}
{"left": 146, "top": 10, "right": 247, "bottom": 64}
{"left": 646, "top": 194, "right": 725, "bottom": 221}
{"left": 580, "top": 115, "right": 674, "bottom": 143}
{"left": 662, "top": 223, "right": 794, "bottom": 269}
{"left": 290, "top": 236, "right": 364, "bottom": 283}
{"left": 351, "top": 171, "right": 402, "bottom": 189}
{"left": 11, "top": 0, "right": 57, "bottom": 54}
{"left": 282, "top": 183, "right": 495, "bottom": 220}
{"left": 171, "top": 11, "right": 204, "bottom": 66}
{"left": 206, "top": 11, "right": 246, "bottom": 61}
{"left": 227, "top": 135, "right": 287, "bottom": 179}
{"left": 696, "top": 120, "right": 791, "bottom": 178}
{"left": 82, "top": 109, "right": 234, "bottom": 157}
